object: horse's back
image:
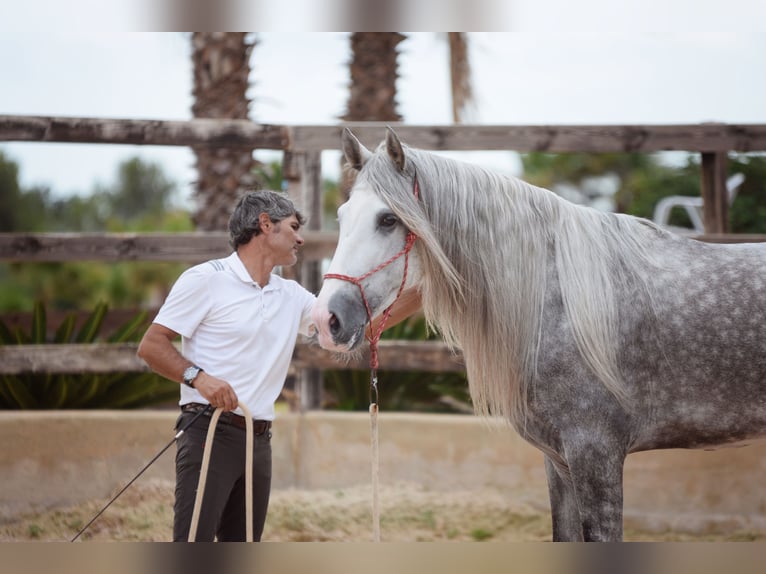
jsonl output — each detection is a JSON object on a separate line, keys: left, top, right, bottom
{"left": 624, "top": 236, "right": 766, "bottom": 450}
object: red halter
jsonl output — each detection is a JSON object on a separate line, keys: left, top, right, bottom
{"left": 323, "top": 176, "right": 420, "bottom": 371}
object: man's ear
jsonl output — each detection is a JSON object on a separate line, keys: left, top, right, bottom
{"left": 258, "top": 212, "right": 272, "bottom": 233}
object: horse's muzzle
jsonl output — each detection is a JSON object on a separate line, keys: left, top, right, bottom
{"left": 312, "top": 291, "right": 369, "bottom": 351}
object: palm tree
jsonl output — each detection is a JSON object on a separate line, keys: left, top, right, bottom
{"left": 342, "top": 32, "right": 473, "bottom": 124}
{"left": 190, "top": 33, "right": 260, "bottom": 230}
{"left": 338, "top": 33, "right": 405, "bottom": 200}
{"left": 447, "top": 32, "right": 473, "bottom": 123}
{"left": 338, "top": 32, "right": 473, "bottom": 199}
{"left": 341, "top": 32, "right": 406, "bottom": 123}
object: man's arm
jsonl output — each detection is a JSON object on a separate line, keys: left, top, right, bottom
{"left": 137, "top": 323, "right": 239, "bottom": 411}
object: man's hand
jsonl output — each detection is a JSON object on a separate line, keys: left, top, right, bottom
{"left": 138, "top": 323, "right": 239, "bottom": 411}
{"left": 193, "top": 372, "right": 239, "bottom": 412}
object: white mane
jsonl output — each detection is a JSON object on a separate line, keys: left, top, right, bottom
{"left": 358, "top": 146, "right": 662, "bottom": 424}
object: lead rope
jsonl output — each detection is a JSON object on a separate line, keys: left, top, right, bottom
{"left": 370, "top": 401, "right": 380, "bottom": 542}
{"left": 326, "top": 246, "right": 412, "bottom": 542}
{"left": 365, "top": 238, "right": 414, "bottom": 542}
{"left": 188, "top": 404, "right": 255, "bottom": 542}
{"left": 324, "top": 175, "right": 420, "bottom": 542}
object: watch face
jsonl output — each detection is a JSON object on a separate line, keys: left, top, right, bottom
{"left": 184, "top": 366, "right": 199, "bottom": 382}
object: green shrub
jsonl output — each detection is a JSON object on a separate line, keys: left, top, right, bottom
{"left": 0, "top": 301, "right": 177, "bottom": 409}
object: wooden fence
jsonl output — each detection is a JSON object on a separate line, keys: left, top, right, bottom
{"left": 2, "top": 115, "right": 766, "bottom": 406}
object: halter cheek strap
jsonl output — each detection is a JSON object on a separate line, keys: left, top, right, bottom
{"left": 324, "top": 231, "right": 416, "bottom": 368}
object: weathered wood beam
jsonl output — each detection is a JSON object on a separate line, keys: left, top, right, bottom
{"left": 0, "top": 231, "right": 338, "bottom": 263}
{"left": 0, "top": 115, "right": 290, "bottom": 149}
{"left": 693, "top": 234, "right": 766, "bottom": 244}
{"left": 2, "top": 231, "right": 762, "bottom": 265}
{"left": 0, "top": 344, "right": 150, "bottom": 374}
{"left": 292, "top": 340, "right": 465, "bottom": 372}
{"left": 3, "top": 115, "right": 766, "bottom": 153}
{"left": 0, "top": 341, "right": 465, "bottom": 375}
{"left": 294, "top": 122, "right": 766, "bottom": 153}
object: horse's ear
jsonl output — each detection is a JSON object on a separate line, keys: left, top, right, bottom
{"left": 341, "top": 128, "right": 372, "bottom": 171}
{"left": 385, "top": 127, "right": 406, "bottom": 172}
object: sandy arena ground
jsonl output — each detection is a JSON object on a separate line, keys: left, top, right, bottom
{"left": 2, "top": 480, "right": 764, "bottom": 543}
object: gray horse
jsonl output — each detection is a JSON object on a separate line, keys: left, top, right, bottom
{"left": 311, "top": 128, "right": 766, "bottom": 541}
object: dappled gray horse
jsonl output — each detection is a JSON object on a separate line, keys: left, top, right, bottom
{"left": 311, "top": 128, "right": 766, "bottom": 541}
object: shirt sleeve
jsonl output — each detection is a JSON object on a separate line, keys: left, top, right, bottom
{"left": 153, "top": 266, "right": 212, "bottom": 338}
{"left": 297, "top": 285, "right": 317, "bottom": 337}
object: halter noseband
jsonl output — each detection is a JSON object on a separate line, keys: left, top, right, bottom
{"left": 323, "top": 174, "right": 420, "bottom": 371}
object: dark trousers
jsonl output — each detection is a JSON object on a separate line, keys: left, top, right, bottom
{"left": 173, "top": 411, "right": 272, "bottom": 542}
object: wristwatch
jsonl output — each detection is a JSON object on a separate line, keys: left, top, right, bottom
{"left": 182, "top": 365, "right": 203, "bottom": 388}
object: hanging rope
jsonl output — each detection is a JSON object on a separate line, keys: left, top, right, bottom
{"left": 188, "top": 404, "right": 255, "bottom": 542}
{"left": 369, "top": 401, "right": 380, "bottom": 542}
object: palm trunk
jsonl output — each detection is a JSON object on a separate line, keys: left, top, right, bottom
{"left": 340, "top": 32, "right": 406, "bottom": 199}
{"left": 448, "top": 32, "right": 473, "bottom": 124}
{"left": 191, "top": 32, "right": 259, "bottom": 231}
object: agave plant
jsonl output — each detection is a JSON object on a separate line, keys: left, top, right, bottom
{"left": 0, "top": 301, "right": 178, "bottom": 409}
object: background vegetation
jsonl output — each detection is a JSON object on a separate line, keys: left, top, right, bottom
{"left": 0, "top": 301, "right": 177, "bottom": 409}
{"left": 521, "top": 151, "right": 766, "bottom": 232}
{"left": 2, "top": 147, "right": 765, "bottom": 410}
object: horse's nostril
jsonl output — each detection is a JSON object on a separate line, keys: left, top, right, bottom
{"left": 329, "top": 313, "right": 340, "bottom": 335}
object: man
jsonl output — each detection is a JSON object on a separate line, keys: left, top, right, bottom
{"left": 137, "top": 190, "right": 316, "bottom": 542}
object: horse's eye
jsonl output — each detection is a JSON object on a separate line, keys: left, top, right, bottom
{"left": 377, "top": 212, "right": 399, "bottom": 230}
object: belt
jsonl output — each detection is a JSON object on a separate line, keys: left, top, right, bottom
{"left": 181, "top": 403, "right": 272, "bottom": 435}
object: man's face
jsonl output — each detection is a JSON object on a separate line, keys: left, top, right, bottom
{"left": 268, "top": 214, "right": 304, "bottom": 266}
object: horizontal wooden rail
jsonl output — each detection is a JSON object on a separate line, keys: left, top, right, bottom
{"left": 693, "top": 234, "right": 766, "bottom": 244}
{"left": 2, "top": 231, "right": 763, "bottom": 263}
{"left": 0, "top": 231, "right": 338, "bottom": 263}
{"left": 292, "top": 123, "right": 766, "bottom": 154}
{"left": 292, "top": 339, "right": 465, "bottom": 372}
{"left": 2, "top": 115, "right": 766, "bottom": 153}
{"left": 0, "top": 340, "right": 465, "bottom": 375}
{"left": 0, "top": 116, "right": 290, "bottom": 150}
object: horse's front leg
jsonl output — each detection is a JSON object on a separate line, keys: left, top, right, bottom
{"left": 544, "top": 455, "right": 583, "bottom": 541}
{"left": 565, "top": 441, "right": 626, "bottom": 541}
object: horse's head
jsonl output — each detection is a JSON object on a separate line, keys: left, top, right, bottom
{"left": 312, "top": 128, "right": 423, "bottom": 352}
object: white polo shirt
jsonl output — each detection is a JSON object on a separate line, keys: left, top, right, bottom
{"left": 153, "top": 252, "right": 316, "bottom": 420}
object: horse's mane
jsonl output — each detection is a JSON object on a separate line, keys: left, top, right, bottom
{"left": 359, "top": 145, "right": 663, "bottom": 425}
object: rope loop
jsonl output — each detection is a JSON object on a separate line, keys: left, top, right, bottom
{"left": 188, "top": 404, "right": 255, "bottom": 542}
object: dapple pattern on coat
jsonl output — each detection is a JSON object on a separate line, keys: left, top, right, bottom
{"left": 311, "top": 128, "right": 766, "bottom": 541}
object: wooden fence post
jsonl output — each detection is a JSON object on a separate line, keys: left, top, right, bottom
{"left": 297, "top": 151, "right": 324, "bottom": 411}
{"left": 701, "top": 151, "right": 729, "bottom": 234}
{"left": 282, "top": 150, "right": 324, "bottom": 410}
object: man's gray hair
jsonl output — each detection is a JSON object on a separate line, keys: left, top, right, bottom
{"left": 228, "top": 190, "right": 306, "bottom": 249}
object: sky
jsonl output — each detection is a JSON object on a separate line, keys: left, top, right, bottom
{"left": 2, "top": 23, "right": 766, "bottom": 204}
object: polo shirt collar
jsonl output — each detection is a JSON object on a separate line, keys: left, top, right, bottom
{"left": 225, "top": 252, "right": 279, "bottom": 290}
